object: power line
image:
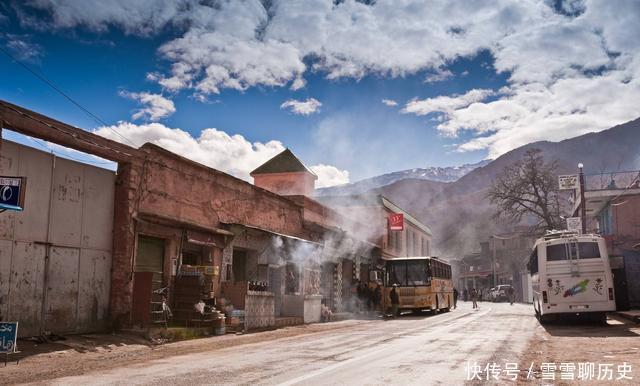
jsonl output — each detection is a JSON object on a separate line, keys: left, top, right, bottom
{"left": 1, "top": 101, "right": 138, "bottom": 157}
{"left": 30, "top": 137, "right": 115, "bottom": 166}
{"left": 0, "top": 45, "right": 138, "bottom": 147}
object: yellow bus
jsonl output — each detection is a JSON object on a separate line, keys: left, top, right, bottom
{"left": 374, "top": 256, "right": 453, "bottom": 315}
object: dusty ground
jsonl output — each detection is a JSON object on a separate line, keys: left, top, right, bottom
{"left": 517, "top": 314, "right": 640, "bottom": 385}
{"left": 0, "top": 320, "right": 364, "bottom": 385}
{"left": 4, "top": 302, "right": 636, "bottom": 385}
{"left": 2, "top": 301, "right": 538, "bottom": 385}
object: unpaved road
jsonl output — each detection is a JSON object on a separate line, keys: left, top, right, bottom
{"left": 29, "top": 302, "right": 536, "bottom": 385}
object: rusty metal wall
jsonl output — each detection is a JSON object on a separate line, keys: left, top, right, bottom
{"left": 0, "top": 140, "right": 115, "bottom": 336}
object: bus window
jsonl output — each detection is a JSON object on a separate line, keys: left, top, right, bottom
{"left": 529, "top": 249, "right": 538, "bottom": 274}
{"left": 407, "top": 260, "right": 428, "bottom": 285}
{"left": 578, "top": 242, "right": 601, "bottom": 259}
{"left": 546, "top": 244, "right": 568, "bottom": 261}
{"left": 388, "top": 261, "right": 406, "bottom": 286}
{"left": 547, "top": 242, "right": 601, "bottom": 261}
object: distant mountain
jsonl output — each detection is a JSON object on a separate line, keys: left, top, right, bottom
{"left": 316, "top": 160, "right": 490, "bottom": 196}
{"left": 322, "top": 117, "right": 640, "bottom": 257}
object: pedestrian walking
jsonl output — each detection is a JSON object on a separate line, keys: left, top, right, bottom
{"left": 453, "top": 287, "right": 458, "bottom": 309}
{"left": 373, "top": 284, "right": 382, "bottom": 311}
{"left": 463, "top": 288, "right": 468, "bottom": 302}
{"left": 508, "top": 286, "right": 515, "bottom": 305}
{"left": 471, "top": 288, "right": 478, "bottom": 309}
{"left": 390, "top": 284, "right": 400, "bottom": 318}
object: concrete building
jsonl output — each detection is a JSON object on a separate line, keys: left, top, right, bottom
{"left": 251, "top": 149, "right": 317, "bottom": 197}
{"left": 0, "top": 100, "right": 381, "bottom": 335}
{"left": 573, "top": 170, "right": 640, "bottom": 309}
{"left": 252, "top": 149, "right": 379, "bottom": 314}
{"left": 0, "top": 140, "right": 114, "bottom": 337}
{"left": 455, "top": 228, "right": 535, "bottom": 303}
{"left": 316, "top": 194, "right": 433, "bottom": 260}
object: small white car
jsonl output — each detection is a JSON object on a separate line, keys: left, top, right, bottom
{"left": 491, "top": 285, "right": 513, "bottom": 302}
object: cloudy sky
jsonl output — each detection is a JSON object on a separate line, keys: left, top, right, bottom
{"left": 1, "top": 0, "right": 639, "bottom": 187}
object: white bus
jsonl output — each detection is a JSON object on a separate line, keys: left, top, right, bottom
{"left": 528, "top": 231, "right": 616, "bottom": 324}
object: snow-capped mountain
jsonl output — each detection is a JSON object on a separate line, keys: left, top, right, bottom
{"left": 315, "top": 159, "right": 491, "bottom": 196}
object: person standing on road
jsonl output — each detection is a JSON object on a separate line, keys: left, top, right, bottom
{"left": 508, "top": 286, "right": 515, "bottom": 305}
{"left": 471, "top": 288, "right": 478, "bottom": 309}
{"left": 453, "top": 287, "right": 458, "bottom": 309}
{"left": 390, "top": 284, "right": 400, "bottom": 318}
{"left": 463, "top": 288, "right": 468, "bottom": 302}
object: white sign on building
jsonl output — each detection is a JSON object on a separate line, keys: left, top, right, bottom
{"left": 558, "top": 174, "right": 579, "bottom": 190}
{"left": 566, "top": 217, "right": 582, "bottom": 233}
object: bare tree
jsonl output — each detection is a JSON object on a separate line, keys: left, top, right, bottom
{"left": 488, "top": 148, "right": 564, "bottom": 232}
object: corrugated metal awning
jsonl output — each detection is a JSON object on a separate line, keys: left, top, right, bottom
{"left": 186, "top": 229, "right": 218, "bottom": 248}
{"left": 224, "top": 222, "right": 321, "bottom": 246}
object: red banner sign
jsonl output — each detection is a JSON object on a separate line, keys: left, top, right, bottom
{"left": 388, "top": 213, "right": 404, "bottom": 231}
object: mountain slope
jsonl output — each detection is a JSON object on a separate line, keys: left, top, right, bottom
{"left": 316, "top": 160, "right": 490, "bottom": 197}
{"left": 375, "top": 117, "right": 640, "bottom": 256}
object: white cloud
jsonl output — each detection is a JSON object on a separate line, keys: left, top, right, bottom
{"left": 381, "top": 99, "right": 398, "bottom": 107}
{"left": 119, "top": 90, "right": 175, "bottom": 121}
{"left": 402, "top": 89, "right": 494, "bottom": 117}
{"left": 424, "top": 68, "right": 454, "bottom": 83}
{"left": 16, "top": 0, "right": 640, "bottom": 159}
{"left": 310, "top": 164, "right": 350, "bottom": 188}
{"left": 18, "top": 0, "right": 187, "bottom": 35}
{"left": 94, "top": 121, "right": 346, "bottom": 187}
{"left": 4, "top": 34, "right": 44, "bottom": 63}
{"left": 280, "top": 98, "right": 322, "bottom": 116}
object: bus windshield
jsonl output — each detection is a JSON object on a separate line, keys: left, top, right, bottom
{"left": 546, "top": 241, "right": 601, "bottom": 261}
{"left": 387, "top": 260, "right": 431, "bottom": 286}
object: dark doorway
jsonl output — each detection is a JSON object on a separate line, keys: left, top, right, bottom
{"left": 132, "top": 235, "right": 165, "bottom": 326}
{"left": 232, "top": 249, "right": 247, "bottom": 282}
{"left": 613, "top": 267, "right": 630, "bottom": 311}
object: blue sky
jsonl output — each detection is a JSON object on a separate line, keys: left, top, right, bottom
{"left": 1, "top": 1, "right": 639, "bottom": 186}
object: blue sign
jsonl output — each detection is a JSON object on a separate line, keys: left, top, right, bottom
{"left": 0, "top": 177, "right": 25, "bottom": 211}
{"left": 0, "top": 322, "right": 18, "bottom": 354}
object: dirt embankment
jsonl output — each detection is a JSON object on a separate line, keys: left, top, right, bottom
{"left": 518, "top": 315, "right": 640, "bottom": 385}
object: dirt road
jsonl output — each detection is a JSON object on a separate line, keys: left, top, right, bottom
{"left": 23, "top": 302, "right": 536, "bottom": 385}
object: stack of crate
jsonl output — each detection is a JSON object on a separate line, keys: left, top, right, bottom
{"left": 172, "top": 275, "right": 217, "bottom": 327}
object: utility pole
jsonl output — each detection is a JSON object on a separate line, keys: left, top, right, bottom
{"left": 491, "top": 236, "right": 497, "bottom": 287}
{"left": 578, "top": 162, "right": 586, "bottom": 234}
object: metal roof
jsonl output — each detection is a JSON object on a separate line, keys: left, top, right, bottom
{"left": 250, "top": 148, "right": 317, "bottom": 177}
{"left": 381, "top": 256, "right": 443, "bottom": 261}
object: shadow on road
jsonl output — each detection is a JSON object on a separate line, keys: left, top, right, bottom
{"left": 540, "top": 315, "right": 640, "bottom": 338}
{"left": 8, "top": 333, "right": 149, "bottom": 365}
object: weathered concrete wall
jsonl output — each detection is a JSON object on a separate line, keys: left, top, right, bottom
{"left": 0, "top": 141, "right": 114, "bottom": 336}
{"left": 253, "top": 172, "right": 315, "bottom": 197}
{"left": 110, "top": 144, "right": 309, "bottom": 324}
{"left": 610, "top": 195, "right": 640, "bottom": 252}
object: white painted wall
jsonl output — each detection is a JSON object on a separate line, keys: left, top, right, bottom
{"left": 0, "top": 141, "right": 115, "bottom": 336}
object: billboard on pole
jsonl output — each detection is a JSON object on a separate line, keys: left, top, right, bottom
{"left": 558, "top": 174, "right": 579, "bottom": 190}
{"left": 566, "top": 217, "right": 582, "bottom": 233}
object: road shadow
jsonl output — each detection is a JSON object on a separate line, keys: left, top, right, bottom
{"left": 5, "top": 333, "right": 150, "bottom": 365}
{"left": 540, "top": 315, "right": 640, "bottom": 338}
